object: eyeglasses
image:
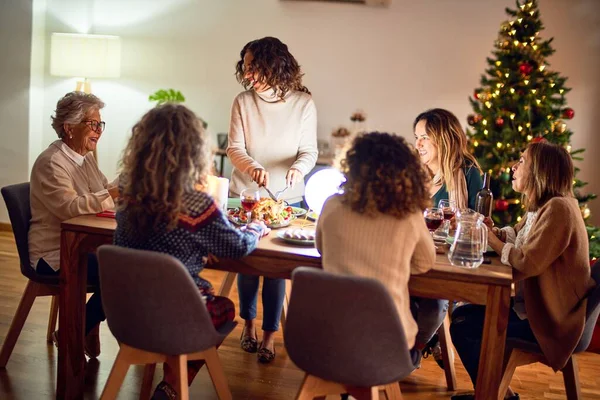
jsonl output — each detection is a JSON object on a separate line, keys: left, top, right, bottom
{"left": 81, "top": 120, "right": 106, "bottom": 133}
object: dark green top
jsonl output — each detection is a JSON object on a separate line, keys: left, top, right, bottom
{"left": 432, "top": 164, "right": 483, "bottom": 210}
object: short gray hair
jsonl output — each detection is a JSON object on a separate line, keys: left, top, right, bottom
{"left": 51, "top": 92, "right": 105, "bottom": 139}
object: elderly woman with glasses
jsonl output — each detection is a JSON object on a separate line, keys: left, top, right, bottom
{"left": 28, "top": 91, "right": 118, "bottom": 358}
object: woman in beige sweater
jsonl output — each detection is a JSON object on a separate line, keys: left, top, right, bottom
{"left": 228, "top": 37, "right": 318, "bottom": 363}
{"left": 29, "top": 92, "right": 118, "bottom": 358}
{"left": 450, "top": 141, "right": 595, "bottom": 400}
{"left": 316, "top": 132, "right": 436, "bottom": 359}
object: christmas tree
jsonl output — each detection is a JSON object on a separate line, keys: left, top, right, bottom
{"left": 466, "top": 0, "right": 598, "bottom": 260}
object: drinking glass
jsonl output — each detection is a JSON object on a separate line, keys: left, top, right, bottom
{"left": 240, "top": 188, "right": 260, "bottom": 225}
{"left": 436, "top": 199, "right": 457, "bottom": 239}
{"left": 423, "top": 207, "right": 444, "bottom": 237}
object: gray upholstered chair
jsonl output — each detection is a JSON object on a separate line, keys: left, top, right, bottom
{"left": 499, "top": 261, "right": 600, "bottom": 400}
{"left": 285, "top": 267, "right": 414, "bottom": 400}
{"left": 97, "top": 245, "right": 237, "bottom": 400}
{"left": 0, "top": 183, "right": 59, "bottom": 367}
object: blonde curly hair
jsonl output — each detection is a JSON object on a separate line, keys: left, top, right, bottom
{"left": 339, "top": 132, "right": 431, "bottom": 218}
{"left": 118, "top": 104, "right": 211, "bottom": 231}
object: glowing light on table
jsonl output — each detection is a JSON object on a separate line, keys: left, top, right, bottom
{"left": 304, "top": 168, "right": 345, "bottom": 215}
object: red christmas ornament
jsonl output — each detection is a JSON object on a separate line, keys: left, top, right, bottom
{"left": 519, "top": 62, "right": 534, "bottom": 75}
{"left": 562, "top": 108, "right": 575, "bottom": 120}
{"left": 474, "top": 90, "right": 480, "bottom": 100}
{"left": 495, "top": 199, "right": 509, "bottom": 212}
{"left": 495, "top": 117, "right": 504, "bottom": 127}
{"left": 531, "top": 136, "right": 546, "bottom": 143}
{"left": 467, "top": 114, "right": 476, "bottom": 126}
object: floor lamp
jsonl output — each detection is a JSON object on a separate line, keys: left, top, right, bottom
{"left": 50, "top": 33, "right": 121, "bottom": 160}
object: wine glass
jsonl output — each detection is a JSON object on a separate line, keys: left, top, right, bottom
{"left": 437, "top": 199, "right": 457, "bottom": 239}
{"left": 240, "top": 188, "right": 260, "bottom": 225}
{"left": 423, "top": 207, "right": 444, "bottom": 237}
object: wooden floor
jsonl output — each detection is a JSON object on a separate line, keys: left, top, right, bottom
{"left": 1, "top": 232, "right": 600, "bottom": 399}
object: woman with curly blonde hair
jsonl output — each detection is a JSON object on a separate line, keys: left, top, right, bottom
{"left": 316, "top": 132, "right": 435, "bottom": 366}
{"left": 115, "top": 104, "right": 269, "bottom": 399}
{"left": 229, "top": 36, "right": 318, "bottom": 363}
{"left": 412, "top": 108, "right": 483, "bottom": 369}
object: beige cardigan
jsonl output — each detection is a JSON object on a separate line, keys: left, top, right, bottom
{"left": 316, "top": 195, "right": 435, "bottom": 348}
{"left": 508, "top": 197, "right": 594, "bottom": 370}
{"left": 29, "top": 141, "right": 114, "bottom": 270}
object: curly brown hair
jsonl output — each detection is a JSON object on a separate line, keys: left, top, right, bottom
{"left": 235, "top": 36, "right": 310, "bottom": 101}
{"left": 339, "top": 132, "right": 431, "bottom": 218}
{"left": 118, "top": 104, "right": 210, "bottom": 232}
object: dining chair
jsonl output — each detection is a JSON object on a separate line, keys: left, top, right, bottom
{"left": 498, "top": 261, "right": 600, "bottom": 400}
{"left": 0, "top": 183, "right": 60, "bottom": 367}
{"left": 285, "top": 267, "right": 414, "bottom": 399}
{"left": 97, "top": 245, "right": 237, "bottom": 400}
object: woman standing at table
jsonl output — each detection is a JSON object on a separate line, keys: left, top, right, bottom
{"left": 29, "top": 91, "right": 118, "bottom": 358}
{"left": 227, "top": 36, "right": 318, "bottom": 363}
{"left": 450, "top": 141, "right": 594, "bottom": 400}
{"left": 115, "top": 104, "right": 269, "bottom": 399}
{"left": 411, "top": 108, "right": 483, "bottom": 367}
{"left": 316, "top": 132, "right": 435, "bottom": 367}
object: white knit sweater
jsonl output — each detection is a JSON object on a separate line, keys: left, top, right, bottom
{"left": 227, "top": 89, "right": 318, "bottom": 204}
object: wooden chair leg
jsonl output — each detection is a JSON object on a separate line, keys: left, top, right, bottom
{"left": 139, "top": 363, "right": 157, "bottom": 400}
{"left": 166, "top": 355, "right": 189, "bottom": 400}
{"left": 498, "top": 349, "right": 519, "bottom": 400}
{"left": 204, "top": 347, "right": 232, "bottom": 400}
{"left": 101, "top": 347, "right": 133, "bottom": 399}
{"left": 438, "top": 313, "right": 456, "bottom": 390}
{"left": 295, "top": 374, "right": 346, "bottom": 400}
{"left": 46, "top": 295, "right": 59, "bottom": 342}
{"left": 382, "top": 382, "right": 403, "bottom": 400}
{"left": 0, "top": 281, "right": 40, "bottom": 368}
{"left": 562, "top": 356, "right": 582, "bottom": 400}
{"left": 218, "top": 272, "right": 237, "bottom": 296}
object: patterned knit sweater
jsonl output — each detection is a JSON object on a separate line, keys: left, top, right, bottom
{"left": 114, "top": 190, "right": 263, "bottom": 289}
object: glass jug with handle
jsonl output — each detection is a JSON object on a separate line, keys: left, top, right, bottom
{"left": 447, "top": 209, "right": 488, "bottom": 269}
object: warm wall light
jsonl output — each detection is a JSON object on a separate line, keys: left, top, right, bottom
{"left": 50, "top": 33, "right": 121, "bottom": 93}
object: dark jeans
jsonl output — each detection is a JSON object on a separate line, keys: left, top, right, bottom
{"left": 37, "top": 253, "right": 106, "bottom": 335}
{"left": 410, "top": 296, "right": 449, "bottom": 346}
{"left": 236, "top": 201, "right": 301, "bottom": 332}
{"left": 450, "top": 303, "right": 536, "bottom": 386}
{"left": 237, "top": 275, "right": 285, "bottom": 331}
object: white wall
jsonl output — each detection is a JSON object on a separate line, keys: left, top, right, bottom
{"left": 3, "top": 0, "right": 600, "bottom": 224}
{"left": 0, "top": 0, "right": 33, "bottom": 223}
{"left": 28, "top": 0, "right": 47, "bottom": 170}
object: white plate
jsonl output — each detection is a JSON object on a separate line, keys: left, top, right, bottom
{"left": 276, "top": 230, "right": 316, "bottom": 246}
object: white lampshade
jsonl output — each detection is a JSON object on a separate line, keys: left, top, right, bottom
{"left": 50, "top": 33, "right": 121, "bottom": 78}
{"left": 304, "top": 168, "right": 345, "bottom": 215}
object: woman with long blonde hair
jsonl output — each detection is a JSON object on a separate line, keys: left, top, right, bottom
{"left": 115, "top": 104, "right": 269, "bottom": 399}
{"left": 414, "top": 108, "right": 482, "bottom": 210}
{"left": 411, "top": 108, "right": 483, "bottom": 368}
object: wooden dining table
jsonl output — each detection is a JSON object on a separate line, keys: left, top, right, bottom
{"left": 58, "top": 214, "right": 512, "bottom": 400}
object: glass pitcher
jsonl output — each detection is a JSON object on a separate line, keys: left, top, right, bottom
{"left": 448, "top": 209, "right": 488, "bottom": 269}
